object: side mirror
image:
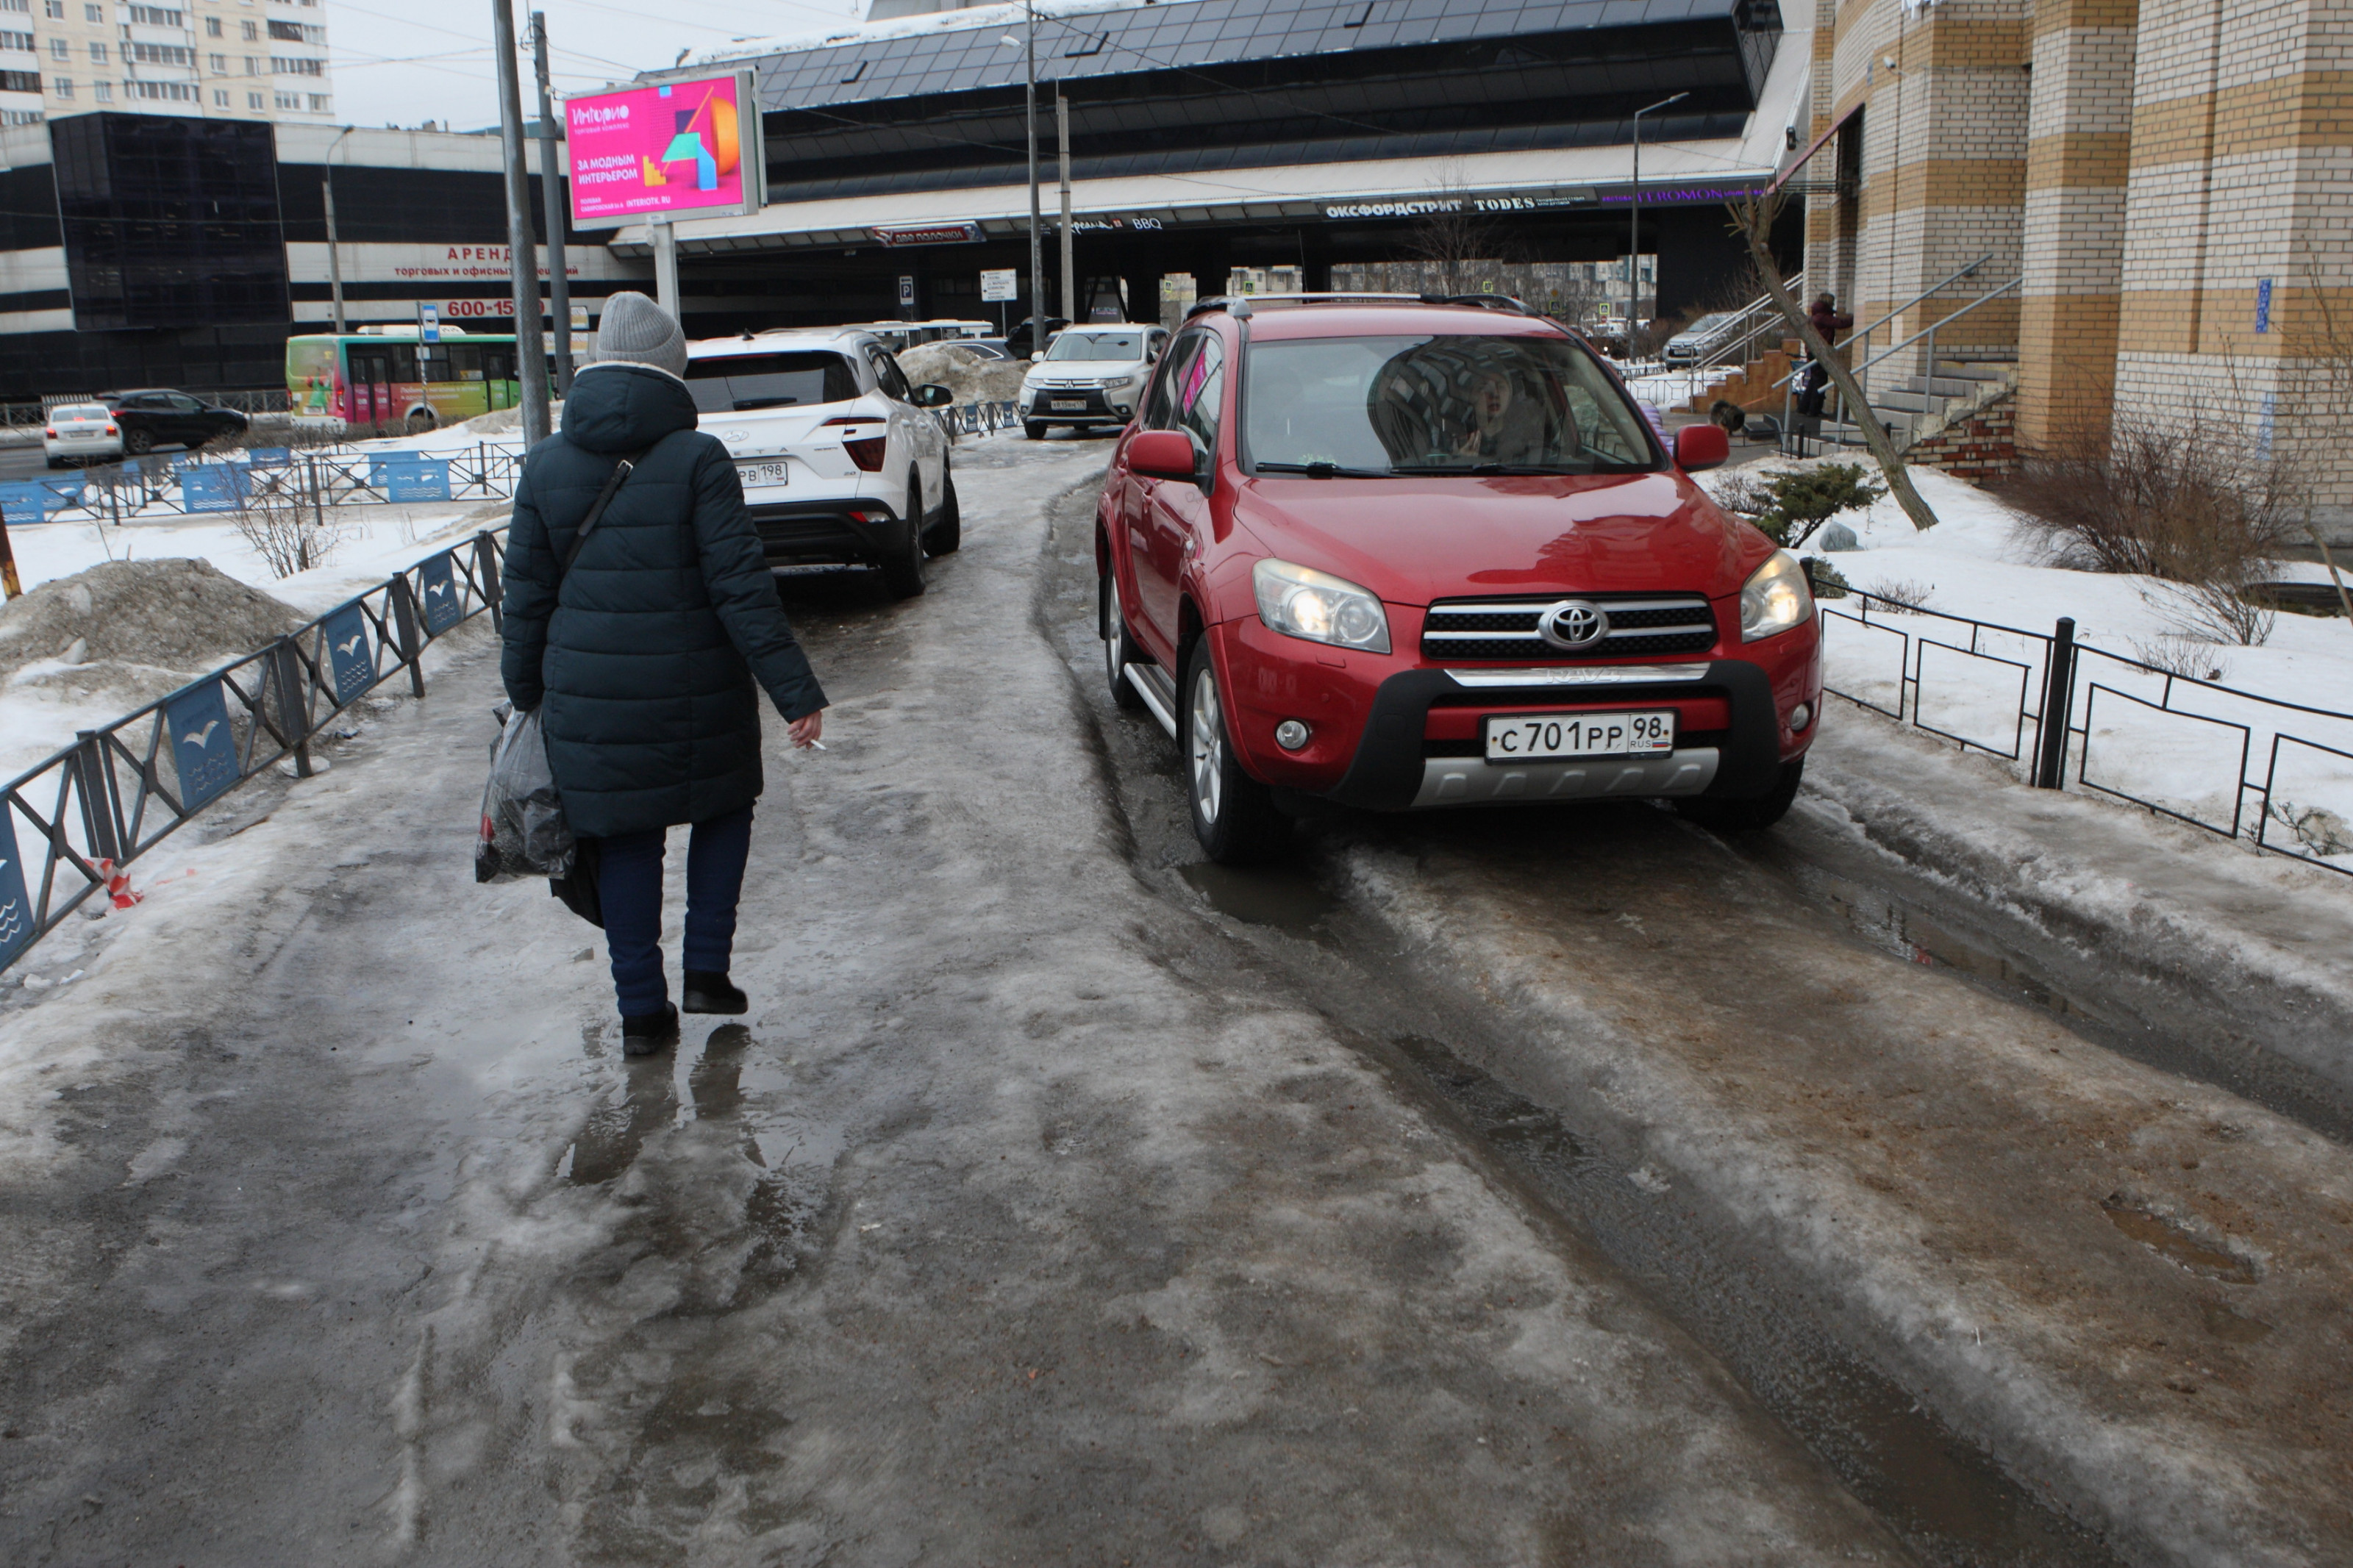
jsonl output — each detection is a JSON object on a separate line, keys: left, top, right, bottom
{"left": 1674, "top": 423, "right": 1729, "bottom": 472}
{"left": 1031, "top": 351, "right": 1045, "bottom": 363}
{"left": 1127, "top": 429, "right": 1198, "bottom": 481}
{"left": 910, "top": 383, "right": 952, "bottom": 408}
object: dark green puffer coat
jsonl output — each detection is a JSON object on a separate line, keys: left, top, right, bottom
{"left": 499, "top": 363, "right": 825, "bottom": 837}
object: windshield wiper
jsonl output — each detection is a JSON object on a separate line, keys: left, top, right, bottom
{"left": 1254, "top": 460, "right": 1386, "bottom": 479}
{"left": 729, "top": 397, "right": 801, "bottom": 410}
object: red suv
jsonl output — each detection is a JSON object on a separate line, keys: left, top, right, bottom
{"left": 1095, "top": 295, "right": 1821, "bottom": 864}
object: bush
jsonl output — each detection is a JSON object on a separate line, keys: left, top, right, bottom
{"left": 1752, "top": 463, "right": 1884, "bottom": 548}
{"left": 1802, "top": 557, "right": 1850, "bottom": 598}
{"left": 1996, "top": 420, "right": 2299, "bottom": 583}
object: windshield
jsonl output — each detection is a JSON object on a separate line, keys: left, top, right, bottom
{"left": 1046, "top": 331, "right": 1144, "bottom": 362}
{"left": 54, "top": 404, "right": 109, "bottom": 419}
{"left": 1679, "top": 314, "right": 1735, "bottom": 335}
{"left": 684, "top": 351, "right": 860, "bottom": 413}
{"left": 1241, "top": 333, "right": 1663, "bottom": 476}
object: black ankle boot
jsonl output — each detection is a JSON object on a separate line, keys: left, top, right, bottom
{"left": 682, "top": 971, "right": 747, "bottom": 1016}
{"left": 621, "top": 1001, "right": 679, "bottom": 1055}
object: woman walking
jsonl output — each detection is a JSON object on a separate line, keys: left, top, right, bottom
{"left": 500, "top": 292, "right": 826, "bottom": 1054}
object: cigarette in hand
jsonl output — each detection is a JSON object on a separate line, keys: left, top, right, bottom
{"left": 807, "top": 738, "right": 827, "bottom": 751}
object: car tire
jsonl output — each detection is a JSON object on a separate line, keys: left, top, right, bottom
{"left": 1676, "top": 756, "right": 1804, "bottom": 831}
{"left": 1024, "top": 420, "right": 1047, "bottom": 441}
{"left": 880, "top": 474, "right": 927, "bottom": 598}
{"left": 1180, "top": 640, "right": 1290, "bottom": 866}
{"left": 43, "top": 456, "right": 61, "bottom": 469}
{"left": 1101, "top": 570, "right": 1145, "bottom": 712}
{"left": 924, "top": 466, "right": 961, "bottom": 555}
{"left": 407, "top": 408, "right": 438, "bottom": 434}
{"left": 123, "top": 428, "right": 154, "bottom": 455}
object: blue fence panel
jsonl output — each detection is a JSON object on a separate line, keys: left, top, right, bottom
{"left": 181, "top": 466, "right": 249, "bottom": 512}
{"left": 0, "top": 809, "right": 29, "bottom": 969}
{"left": 321, "top": 602, "right": 375, "bottom": 706}
{"left": 418, "top": 550, "right": 463, "bottom": 634}
{"left": 245, "top": 446, "right": 292, "bottom": 468}
{"left": 165, "top": 679, "right": 239, "bottom": 811}
{"left": 382, "top": 458, "right": 451, "bottom": 503}
{"left": 0, "top": 481, "right": 58, "bottom": 523}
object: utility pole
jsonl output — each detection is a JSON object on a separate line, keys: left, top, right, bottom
{"left": 531, "top": 11, "right": 574, "bottom": 395}
{"left": 1629, "top": 91, "right": 1687, "bottom": 349}
{"left": 323, "top": 125, "right": 353, "bottom": 334}
{"left": 1057, "top": 83, "right": 1074, "bottom": 326}
{"left": 493, "top": 0, "right": 551, "bottom": 445}
{"left": 1025, "top": 3, "right": 1043, "bottom": 352}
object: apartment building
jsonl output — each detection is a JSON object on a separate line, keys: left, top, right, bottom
{"left": 1795, "top": 0, "right": 2353, "bottom": 528}
{"left": 0, "top": 0, "right": 330, "bottom": 127}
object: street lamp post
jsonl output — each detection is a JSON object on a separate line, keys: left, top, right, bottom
{"left": 493, "top": 0, "right": 551, "bottom": 446}
{"left": 323, "top": 124, "right": 354, "bottom": 334}
{"left": 1629, "top": 91, "right": 1688, "bottom": 348}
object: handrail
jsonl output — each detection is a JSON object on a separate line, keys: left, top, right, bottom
{"left": 1835, "top": 254, "right": 1991, "bottom": 358}
{"left": 1846, "top": 276, "right": 2021, "bottom": 382}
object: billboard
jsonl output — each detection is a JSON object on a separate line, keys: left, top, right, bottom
{"left": 565, "top": 71, "right": 765, "bottom": 229}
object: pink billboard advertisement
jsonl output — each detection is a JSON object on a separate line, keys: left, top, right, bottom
{"left": 566, "top": 71, "right": 763, "bottom": 228}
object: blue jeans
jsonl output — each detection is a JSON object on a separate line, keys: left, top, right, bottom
{"left": 596, "top": 804, "right": 754, "bottom": 1017}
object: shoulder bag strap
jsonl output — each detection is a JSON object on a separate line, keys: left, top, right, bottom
{"left": 555, "top": 440, "right": 657, "bottom": 582}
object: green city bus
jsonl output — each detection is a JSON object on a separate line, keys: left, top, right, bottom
{"left": 287, "top": 327, "right": 532, "bottom": 434}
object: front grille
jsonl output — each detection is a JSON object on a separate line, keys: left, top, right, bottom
{"left": 1421, "top": 594, "right": 1717, "bottom": 662}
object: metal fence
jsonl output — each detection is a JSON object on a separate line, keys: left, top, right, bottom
{"left": 4, "top": 389, "right": 295, "bottom": 427}
{"left": 0, "top": 531, "right": 507, "bottom": 973}
{"left": 1817, "top": 587, "right": 2353, "bottom": 877}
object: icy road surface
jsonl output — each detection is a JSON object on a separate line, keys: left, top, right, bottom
{"left": 0, "top": 439, "right": 1905, "bottom": 1564}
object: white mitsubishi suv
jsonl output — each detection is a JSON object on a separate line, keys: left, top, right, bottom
{"left": 685, "top": 328, "right": 958, "bottom": 598}
{"left": 1021, "top": 323, "right": 1168, "bottom": 439}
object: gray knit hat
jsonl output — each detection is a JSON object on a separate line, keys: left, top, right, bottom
{"left": 590, "top": 291, "right": 688, "bottom": 379}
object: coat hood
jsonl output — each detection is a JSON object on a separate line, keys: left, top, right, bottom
{"left": 560, "top": 362, "right": 700, "bottom": 454}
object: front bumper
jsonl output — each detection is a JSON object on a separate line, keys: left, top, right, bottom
{"left": 1209, "top": 613, "right": 1820, "bottom": 812}
{"left": 1026, "top": 386, "right": 1135, "bottom": 424}
{"left": 746, "top": 497, "right": 910, "bottom": 568}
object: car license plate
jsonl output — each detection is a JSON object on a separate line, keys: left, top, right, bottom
{"left": 1050, "top": 398, "right": 1088, "bottom": 412}
{"left": 735, "top": 459, "right": 789, "bottom": 488}
{"left": 1484, "top": 710, "right": 1677, "bottom": 762}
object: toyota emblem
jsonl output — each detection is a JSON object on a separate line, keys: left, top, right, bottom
{"left": 1537, "top": 599, "right": 1609, "bottom": 651}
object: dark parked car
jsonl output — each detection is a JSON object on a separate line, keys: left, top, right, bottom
{"left": 1006, "top": 315, "right": 1071, "bottom": 359}
{"left": 98, "top": 389, "right": 249, "bottom": 454}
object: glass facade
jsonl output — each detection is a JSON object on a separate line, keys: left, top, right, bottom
{"left": 50, "top": 110, "right": 288, "bottom": 331}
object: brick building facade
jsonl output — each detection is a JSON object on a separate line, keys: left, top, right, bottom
{"left": 1799, "top": 0, "right": 2352, "bottom": 532}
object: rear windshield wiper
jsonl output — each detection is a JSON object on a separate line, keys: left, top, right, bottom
{"left": 729, "top": 397, "right": 801, "bottom": 410}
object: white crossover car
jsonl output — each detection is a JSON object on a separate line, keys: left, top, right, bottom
{"left": 1021, "top": 323, "right": 1169, "bottom": 439}
{"left": 43, "top": 402, "right": 124, "bottom": 467}
{"left": 685, "top": 328, "right": 957, "bottom": 598}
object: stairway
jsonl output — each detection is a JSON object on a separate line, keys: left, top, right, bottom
{"left": 1802, "top": 357, "right": 2018, "bottom": 456}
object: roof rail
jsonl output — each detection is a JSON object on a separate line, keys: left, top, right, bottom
{"left": 1184, "top": 290, "right": 1542, "bottom": 321}
{"left": 1184, "top": 295, "right": 1254, "bottom": 321}
{"left": 1415, "top": 293, "right": 1534, "bottom": 315}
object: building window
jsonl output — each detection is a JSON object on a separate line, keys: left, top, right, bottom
{"left": 211, "top": 86, "right": 224, "bottom": 104}
{"left": 243, "top": 54, "right": 254, "bottom": 72}
{"left": 87, "top": 41, "right": 105, "bottom": 63}
{"left": 130, "top": 43, "right": 194, "bottom": 65}
{"left": 0, "top": 66, "right": 38, "bottom": 90}
{"left": 0, "top": 0, "right": 26, "bottom": 13}
{"left": 126, "top": 4, "right": 185, "bottom": 24}
{"left": 305, "top": 90, "right": 323, "bottom": 110}
{"left": 43, "top": 0, "right": 61, "bottom": 15}
{"left": 207, "top": 51, "right": 223, "bottom": 70}
{"left": 203, "top": 11, "right": 218, "bottom": 31}
{"left": 239, "top": 18, "right": 253, "bottom": 37}
{"left": 245, "top": 88, "right": 258, "bottom": 107}
{"left": 0, "top": 108, "right": 42, "bottom": 123}
{"left": 49, "top": 74, "right": 67, "bottom": 96}
{"left": 127, "top": 78, "right": 196, "bottom": 100}
{"left": 47, "top": 37, "right": 63, "bottom": 58}
{"left": 91, "top": 79, "right": 109, "bottom": 100}
{"left": 268, "top": 55, "right": 318, "bottom": 74}
{"left": 82, "top": 1, "right": 99, "bottom": 17}
{"left": 0, "top": 29, "right": 32, "bottom": 49}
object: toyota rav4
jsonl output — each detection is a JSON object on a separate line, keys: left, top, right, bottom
{"left": 1094, "top": 295, "right": 1822, "bottom": 864}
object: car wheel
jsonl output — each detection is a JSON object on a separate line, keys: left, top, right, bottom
{"left": 1676, "top": 756, "right": 1804, "bottom": 831}
{"left": 1101, "top": 570, "right": 1145, "bottom": 712}
{"left": 122, "top": 428, "right": 154, "bottom": 455}
{"left": 924, "top": 466, "right": 961, "bottom": 555}
{"left": 1024, "top": 420, "right": 1047, "bottom": 441}
{"left": 406, "top": 408, "right": 438, "bottom": 434}
{"left": 1181, "top": 640, "right": 1290, "bottom": 866}
{"left": 880, "top": 474, "right": 927, "bottom": 598}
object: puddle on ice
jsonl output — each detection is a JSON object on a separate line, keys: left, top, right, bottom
{"left": 2100, "top": 1196, "right": 2260, "bottom": 1284}
{"left": 1800, "top": 865, "right": 2107, "bottom": 1024}
{"left": 1178, "top": 862, "right": 1339, "bottom": 939}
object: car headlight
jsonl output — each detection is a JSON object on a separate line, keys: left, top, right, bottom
{"left": 1252, "top": 559, "right": 1391, "bottom": 654}
{"left": 1101, "top": 373, "right": 1140, "bottom": 391}
{"left": 1740, "top": 549, "right": 1814, "bottom": 642}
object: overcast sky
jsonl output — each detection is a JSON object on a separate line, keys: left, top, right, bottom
{"left": 327, "top": 0, "right": 868, "bottom": 129}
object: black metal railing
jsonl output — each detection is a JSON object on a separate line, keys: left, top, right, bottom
{"left": 1818, "top": 590, "right": 2353, "bottom": 878}
{"left": 0, "top": 531, "right": 506, "bottom": 973}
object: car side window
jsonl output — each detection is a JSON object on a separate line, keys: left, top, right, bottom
{"left": 1176, "top": 333, "right": 1225, "bottom": 456}
{"left": 169, "top": 393, "right": 204, "bottom": 412}
{"left": 865, "top": 346, "right": 912, "bottom": 402}
{"left": 1140, "top": 332, "right": 1199, "bottom": 432}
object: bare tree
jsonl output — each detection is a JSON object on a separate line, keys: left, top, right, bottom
{"left": 1726, "top": 185, "right": 1940, "bottom": 532}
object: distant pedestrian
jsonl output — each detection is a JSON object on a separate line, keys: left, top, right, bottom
{"left": 1809, "top": 291, "right": 1853, "bottom": 365}
{"left": 499, "top": 291, "right": 827, "bottom": 1055}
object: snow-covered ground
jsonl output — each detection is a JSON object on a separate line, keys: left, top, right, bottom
{"left": 1704, "top": 459, "right": 2353, "bottom": 876}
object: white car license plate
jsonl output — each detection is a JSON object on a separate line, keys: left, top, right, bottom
{"left": 1484, "top": 710, "right": 1677, "bottom": 762}
{"left": 1050, "top": 398, "right": 1088, "bottom": 412}
{"left": 735, "top": 459, "right": 789, "bottom": 488}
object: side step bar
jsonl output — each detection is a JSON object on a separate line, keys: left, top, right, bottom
{"left": 1124, "top": 662, "right": 1179, "bottom": 740}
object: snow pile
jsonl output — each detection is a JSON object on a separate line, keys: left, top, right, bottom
{"left": 1703, "top": 457, "right": 2353, "bottom": 873}
{"left": 0, "top": 558, "right": 301, "bottom": 684}
{"left": 898, "top": 343, "right": 1026, "bottom": 405}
